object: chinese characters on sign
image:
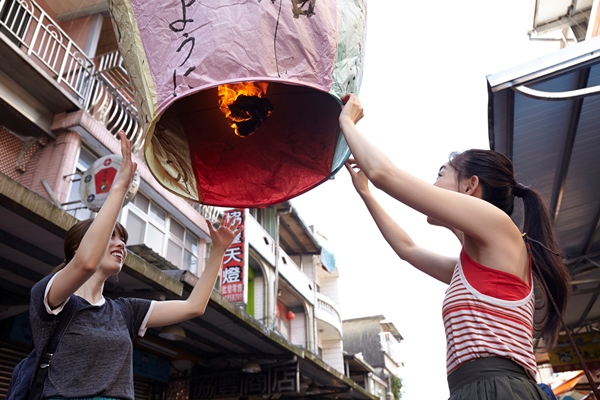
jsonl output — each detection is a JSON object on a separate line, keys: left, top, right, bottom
{"left": 221, "top": 209, "right": 245, "bottom": 303}
{"left": 549, "top": 332, "right": 600, "bottom": 372}
{"left": 190, "top": 363, "right": 299, "bottom": 398}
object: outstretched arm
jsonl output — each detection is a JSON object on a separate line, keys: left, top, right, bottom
{"left": 147, "top": 216, "right": 242, "bottom": 327}
{"left": 346, "top": 159, "right": 456, "bottom": 284}
{"left": 48, "top": 131, "right": 137, "bottom": 309}
{"left": 338, "top": 94, "right": 516, "bottom": 249}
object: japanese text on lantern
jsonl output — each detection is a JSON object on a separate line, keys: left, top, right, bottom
{"left": 221, "top": 209, "right": 245, "bottom": 303}
{"left": 169, "top": 0, "right": 197, "bottom": 97}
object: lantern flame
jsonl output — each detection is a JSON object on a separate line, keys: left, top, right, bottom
{"left": 218, "top": 82, "right": 274, "bottom": 137}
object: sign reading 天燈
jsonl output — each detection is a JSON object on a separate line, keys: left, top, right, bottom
{"left": 221, "top": 209, "right": 246, "bottom": 303}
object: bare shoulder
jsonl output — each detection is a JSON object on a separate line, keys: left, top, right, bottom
{"left": 464, "top": 222, "right": 530, "bottom": 283}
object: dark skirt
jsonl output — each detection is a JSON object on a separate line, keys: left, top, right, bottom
{"left": 447, "top": 358, "right": 549, "bottom": 400}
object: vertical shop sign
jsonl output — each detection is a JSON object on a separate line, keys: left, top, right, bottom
{"left": 221, "top": 209, "right": 245, "bottom": 303}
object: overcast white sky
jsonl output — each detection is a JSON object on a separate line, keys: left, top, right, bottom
{"left": 292, "top": 1, "right": 562, "bottom": 398}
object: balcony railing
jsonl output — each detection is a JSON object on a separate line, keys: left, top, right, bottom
{"left": 95, "top": 50, "right": 136, "bottom": 104}
{"left": 0, "top": 0, "right": 144, "bottom": 150}
{"left": 315, "top": 292, "right": 342, "bottom": 340}
{"left": 0, "top": 0, "right": 94, "bottom": 103}
{"left": 317, "top": 293, "right": 342, "bottom": 326}
{"left": 89, "top": 51, "right": 144, "bottom": 150}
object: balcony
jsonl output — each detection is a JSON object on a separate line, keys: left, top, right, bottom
{"left": 245, "top": 215, "right": 315, "bottom": 304}
{"left": 0, "top": 0, "right": 92, "bottom": 113}
{"left": 0, "top": 0, "right": 143, "bottom": 149}
{"left": 89, "top": 51, "right": 144, "bottom": 149}
{"left": 315, "top": 292, "right": 342, "bottom": 340}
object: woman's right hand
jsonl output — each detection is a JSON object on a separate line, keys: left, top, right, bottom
{"left": 345, "top": 157, "right": 370, "bottom": 195}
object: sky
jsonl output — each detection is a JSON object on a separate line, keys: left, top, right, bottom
{"left": 291, "top": 1, "right": 561, "bottom": 398}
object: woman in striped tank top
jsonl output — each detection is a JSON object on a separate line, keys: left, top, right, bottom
{"left": 338, "top": 94, "right": 570, "bottom": 400}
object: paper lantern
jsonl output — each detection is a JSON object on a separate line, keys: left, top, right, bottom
{"left": 79, "top": 155, "right": 141, "bottom": 211}
{"left": 109, "top": 0, "right": 367, "bottom": 207}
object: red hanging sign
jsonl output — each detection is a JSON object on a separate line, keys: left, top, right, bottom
{"left": 220, "top": 209, "right": 245, "bottom": 303}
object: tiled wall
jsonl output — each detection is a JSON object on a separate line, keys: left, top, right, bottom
{"left": 0, "top": 126, "right": 81, "bottom": 205}
{"left": 0, "top": 127, "right": 42, "bottom": 180}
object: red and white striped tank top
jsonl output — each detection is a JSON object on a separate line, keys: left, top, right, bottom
{"left": 442, "top": 249, "right": 537, "bottom": 380}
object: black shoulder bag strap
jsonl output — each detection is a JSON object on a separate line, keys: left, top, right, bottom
{"left": 28, "top": 297, "right": 77, "bottom": 400}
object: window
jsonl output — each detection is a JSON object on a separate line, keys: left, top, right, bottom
{"left": 126, "top": 211, "right": 145, "bottom": 244}
{"left": 249, "top": 207, "right": 277, "bottom": 238}
{"left": 184, "top": 233, "right": 199, "bottom": 272}
{"left": 166, "top": 219, "right": 199, "bottom": 274}
{"left": 124, "top": 193, "right": 200, "bottom": 274}
{"left": 126, "top": 194, "right": 166, "bottom": 255}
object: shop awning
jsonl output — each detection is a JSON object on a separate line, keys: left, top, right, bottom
{"left": 487, "top": 36, "right": 600, "bottom": 331}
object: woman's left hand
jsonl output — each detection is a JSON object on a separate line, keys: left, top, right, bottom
{"left": 116, "top": 130, "right": 137, "bottom": 190}
{"left": 146, "top": 216, "right": 243, "bottom": 327}
{"left": 345, "top": 157, "right": 370, "bottom": 195}
{"left": 206, "top": 216, "right": 242, "bottom": 252}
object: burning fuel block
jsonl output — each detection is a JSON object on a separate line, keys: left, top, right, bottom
{"left": 218, "top": 82, "right": 275, "bottom": 138}
{"left": 227, "top": 95, "right": 274, "bottom": 137}
{"left": 109, "top": 0, "right": 367, "bottom": 207}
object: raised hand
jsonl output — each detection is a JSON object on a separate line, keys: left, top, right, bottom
{"left": 340, "top": 93, "right": 364, "bottom": 125}
{"left": 116, "top": 130, "right": 137, "bottom": 190}
{"left": 345, "top": 157, "right": 370, "bottom": 195}
{"left": 206, "top": 216, "right": 242, "bottom": 252}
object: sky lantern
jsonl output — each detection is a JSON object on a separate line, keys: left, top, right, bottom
{"left": 109, "top": 0, "right": 367, "bottom": 207}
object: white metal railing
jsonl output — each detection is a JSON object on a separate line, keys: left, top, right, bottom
{"left": 193, "top": 204, "right": 223, "bottom": 225}
{"left": 0, "top": 0, "right": 145, "bottom": 151}
{"left": 88, "top": 52, "right": 144, "bottom": 151}
{"left": 86, "top": 74, "right": 144, "bottom": 151}
{"left": 0, "top": 0, "right": 94, "bottom": 103}
{"left": 95, "top": 50, "right": 136, "bottom": 104}
{"left": 316, "top": 292, "right": 342, "bottom": 326}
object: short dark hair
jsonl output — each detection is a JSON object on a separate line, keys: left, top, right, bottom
{"left": 52, "top": 218, "right": 128, "bottom": 273}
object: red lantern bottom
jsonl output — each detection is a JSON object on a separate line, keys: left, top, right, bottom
{"left": 150, "top": 82, "right": 345, "bottom": 207}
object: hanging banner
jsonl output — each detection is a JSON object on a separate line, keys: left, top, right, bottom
{"left": 221, "top": 209, "right": 246, "bottom": 303}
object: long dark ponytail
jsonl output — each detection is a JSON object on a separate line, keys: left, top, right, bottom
{"left": 516, "top": 185, "right": 571, "bottom": 349}
{"left": 449, "top": 149, "right": 571, "bottom": 349}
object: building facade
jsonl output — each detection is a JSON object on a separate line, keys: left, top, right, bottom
{"left": 0, "top": 0, "right": 375, "bottom": 398}
{"left": 342, "top": 316, "right": 403, "bottom": 400}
